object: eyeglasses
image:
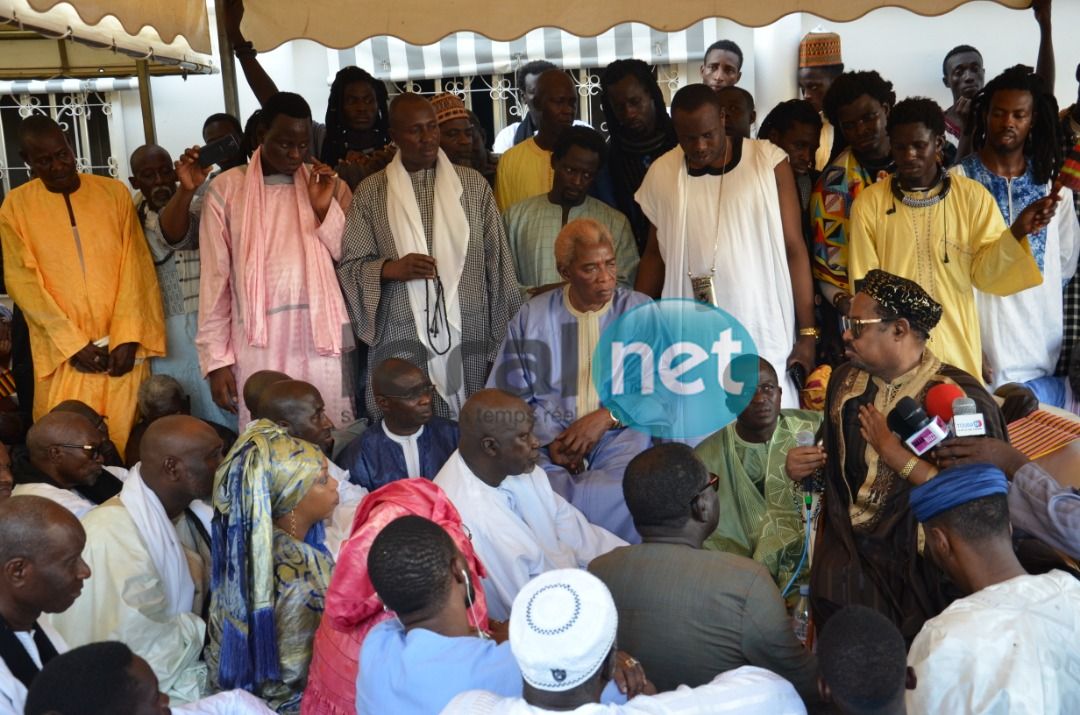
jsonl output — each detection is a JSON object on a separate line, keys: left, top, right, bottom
{"left": 690, "top": 473, "right": 721, "bottom": 504}
{"left": 52, "top": 443, "right": 103, "bottom": 459}
{"left": 840, "top": 316, "right": 895, "bottom": 339}
{"left": 378, "top": 383, "right": 436, "bottom": 401}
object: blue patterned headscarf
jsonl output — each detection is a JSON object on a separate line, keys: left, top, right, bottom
{"left": 910, "top": 463, "right": 1009, "bottom": 523}
{"left": 210, "top": 419, "right": 328, "bottom": 691}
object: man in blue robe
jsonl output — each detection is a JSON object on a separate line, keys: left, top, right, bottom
{"left": 487, "top": 218, "right": 653, "bottom": 542}
{"left": 337, "top": 357, "right": 458, "bottom": 490}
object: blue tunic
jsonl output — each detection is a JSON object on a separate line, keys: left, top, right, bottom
{"left": 335, "top": 416, "right": 458, "bottom": 490}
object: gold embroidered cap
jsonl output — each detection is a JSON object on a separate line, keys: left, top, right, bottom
{"left": 431, "top": 92, "right": 469, "bottom": 125}
{"left": 799, "top": 32, "right": 842, "bottom": 69}
{"left": 858, "top": 269, "right": 943, "bottom": 334}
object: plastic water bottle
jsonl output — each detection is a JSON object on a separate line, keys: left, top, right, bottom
{"left": 792, "top": 585, "right": 811, "bottom": 645}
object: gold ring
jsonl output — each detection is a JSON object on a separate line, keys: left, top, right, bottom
{"left": 624, "top": 657, "right": 639, "bottom": 668}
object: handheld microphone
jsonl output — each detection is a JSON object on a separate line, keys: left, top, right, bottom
{"left": 795, "top": 430, "right": 824, "bottom": 493}
{"left": 887, "top": 396, "right": 949, "bottom": 456}
{"left": 950, "top": 397, "right": 987, "bottom": 437}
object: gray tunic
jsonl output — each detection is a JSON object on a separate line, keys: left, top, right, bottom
{"left": 337, "top": 163, "right": 522, "bottom": 418}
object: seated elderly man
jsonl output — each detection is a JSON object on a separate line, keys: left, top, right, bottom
{"left": 358, "top": 515, "right": 644, "bottom": 714}
{"left": 50, "top": 400, "right": 124, "bottom": 469}
{"left": 434, "top": 389, "right": 625, "bottom": 620}
{"left": 589, "top": 444, "right": 820, "bottom": 704}
{"left": 906, "top": 464, "right": 1080, "bottom": 713}
{"left": 443, "top": 569, "right": 807, "bottom": 714}
{"left": 488, "top": 218, "right": 653, "bottom": 542}
{"left": 12, "top": 411, "right": 120, "bottom": 517}
{"left": 336, "top": 358, "right": 458, "bottom": 490}
{"left": 695, "top": 356, "right": 821, "bottom": 592}
{"left": 46, "top": 416, "right": 221, "bottom": 704}
{"left": 0, "top": 496, "right": 90, "bottom": 714}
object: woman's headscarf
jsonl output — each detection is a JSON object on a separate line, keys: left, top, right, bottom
{"left": 301, "top": 478, "right": 489, "bottom": 715}
{"left": 211, "top": 419, "right": 329, "bottom": 691}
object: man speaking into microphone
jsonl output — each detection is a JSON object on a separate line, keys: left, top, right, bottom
{"left": 808, "top": 269, "right": 1006, "bottom": 643}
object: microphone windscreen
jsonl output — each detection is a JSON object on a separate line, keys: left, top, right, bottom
{"left": 952, "top": 397, "right": 978, "bottom": 416}
{"left": 926, "top": 383, "right": 966, "bottom": 423}
{"left": 887, "top": 396, "right": 923, "bottom": 438}
{"left": 795, "top": 430, "right": 815, "bottom": 447}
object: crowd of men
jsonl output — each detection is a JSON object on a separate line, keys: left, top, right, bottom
{"left": 0, "top": 0, "right": 1078, "bottom": 712}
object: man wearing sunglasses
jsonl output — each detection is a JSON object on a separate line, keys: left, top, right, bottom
{"left": 588, "top": 443, "right": 821, "bottom": 704}
{"left": 336, "top": 357, "right": 458, "bottom": 491}
{"left": 805, "top": 269, "right": 1007, "bottom": 644}
{"left": 11, "top": 412, "right": 116, "bottom": 518}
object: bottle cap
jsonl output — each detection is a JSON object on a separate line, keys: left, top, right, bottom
{"left": 799, "top": 585, "right": 810, "bottom": 596}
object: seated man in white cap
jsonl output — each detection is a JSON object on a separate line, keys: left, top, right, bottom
{"left": 356, "top": 515, "right": 643, "bottom": 714}
{"left": 434, "top": 389, "right": 626, "bottom": 621}
{"left": 906, "top": 463, "right": 1080, "bottom": 713}
{"left": 443, "top": 568, "right": 807, "bottom": 714}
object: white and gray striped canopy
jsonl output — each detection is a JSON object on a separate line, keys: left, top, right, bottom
{"left": 340, "top": 18, "right": 731, "bottom": 82}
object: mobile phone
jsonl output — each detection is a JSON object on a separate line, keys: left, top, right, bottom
{"left": 787, "top": 363, "right": 807, "bottom": 392}
{"left": 197, "top": 134, "right": 241, "bottom": 168}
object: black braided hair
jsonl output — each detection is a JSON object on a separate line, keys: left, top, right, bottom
{"left": 321, "top": 66, "right": 390, "bottom": 167}
{"left": 599, "top": 58, "right": 671, "bottom": 142}
{"left": 969, "top": 64, "right": 1063, "bottom": 185}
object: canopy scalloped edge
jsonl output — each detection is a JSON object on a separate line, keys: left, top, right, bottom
{"left": 25, "top": 0, "right": 212, "bottom": 54}
{"left": 241, "top": 0, "right": 1029, "bottom": 52}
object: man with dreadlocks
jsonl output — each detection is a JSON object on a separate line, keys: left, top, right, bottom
{"left": 595, "top": 59, "right": 678, "bottom": 254}
{"left": 939, "top": 0, "right": 1054, "bottom": 163}
{"left": 224, "top": 0, "right": 392, "bottom": 189}
{"left": 953, "top": 65, "right": 1079, "bottom": 390}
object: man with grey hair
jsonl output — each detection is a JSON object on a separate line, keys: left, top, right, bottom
{"left": 126, "top": 375, "right": 236, "bottom": 466}
{"left": 487, "top": 218, "right": 653, "bottom": 542}
{"left": 12, "top": 411, "right": 118, "bottom": 517}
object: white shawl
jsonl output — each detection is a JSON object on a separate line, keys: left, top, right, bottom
{"left": 119, "top": 464, "right": 195, "bottom": 617}
{"left": 386, "top": 148, "right": 469, "bottom": 414}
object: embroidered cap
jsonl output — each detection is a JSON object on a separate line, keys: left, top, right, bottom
{"left": 799, "top": 32, "right": 843, "bottom": 69}
{"left": 509, "top": 569, "right": 618, "bottom": 692}
{"left": 431, "top": 92, "right": 470, "bottom": 125}
{"left": 858, "top": 269, "right": 943, "bottom": 334}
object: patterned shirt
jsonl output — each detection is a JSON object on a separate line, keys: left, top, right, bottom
{"left": 810, "top": 148, "right": 894, "bottom": 290}
{"left": 958, "top": 154, "right": 1049, "bottom": 272}
{"left": 136, "top": 195, "right": 200, "bottom": 319}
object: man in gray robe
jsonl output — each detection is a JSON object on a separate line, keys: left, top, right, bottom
{"left": 338, "top": 94, "right": 521, "bottom": 419}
